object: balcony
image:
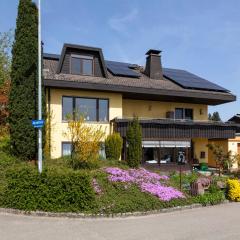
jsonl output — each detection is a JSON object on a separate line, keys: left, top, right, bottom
{"left": 111, "top": 117, "right": 240, "bottom": 139}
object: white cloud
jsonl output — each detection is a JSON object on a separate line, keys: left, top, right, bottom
{"left": 108, "top": 8, "right": 139, "bottom": 33}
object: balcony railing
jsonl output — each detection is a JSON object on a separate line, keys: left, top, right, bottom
{"left": 111, "top": 117, "right": 240, "bottom": 139}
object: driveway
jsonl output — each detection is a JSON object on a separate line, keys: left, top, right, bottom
{"left": 0, "top": 203, "right": 239, "bottom": 240}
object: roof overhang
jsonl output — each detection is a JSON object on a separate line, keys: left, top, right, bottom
{"left": 44, "top": 79, "right": 236, "bottom": 106}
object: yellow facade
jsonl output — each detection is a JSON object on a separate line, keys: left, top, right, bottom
{"left": 48, "top": 88, "right": 122, "bottom": 158}
{"left": 48, "top": 88, "right": 220, "bottom": 167}
{"left": 208, "top": 138, "right": 240, "bottom": 169}
{"left": 123, "top": 99, "right": 208, "bottom": 120}
{"left": 192, "top": 138, "right": 209, "bottom": 164}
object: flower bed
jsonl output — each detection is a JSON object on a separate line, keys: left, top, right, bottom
{"left": 104, "top": 167, "right": 184, "bottom": 201}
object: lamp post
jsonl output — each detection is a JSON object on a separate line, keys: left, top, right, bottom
{"left": 38, "top": 0, "right": 42, "bottom": 173}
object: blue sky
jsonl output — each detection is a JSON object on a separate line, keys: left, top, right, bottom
{"left": 0, "top": 0, "right": 239, "bottom": 120}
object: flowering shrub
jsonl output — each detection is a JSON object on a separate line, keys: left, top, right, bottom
{"left": 227, "top": 179, "right": 240, "bottom": 202}
{"left": 104, "top": 167, "right": 184, "bottom": 201}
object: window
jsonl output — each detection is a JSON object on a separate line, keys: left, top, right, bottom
{"left": 175, "top": 108, "right": 193, "bottom": 120}
{"left": 62, "top": 142, "right": 72, "bottom": 156}
{"left": 82, "top": 59, "right": 93, "bottom": 75}
{"left": 99, "top": 99, "right": 109, "bottom": 122}
{"left": 99, "top": 143, "right": 106, "bottom": 159}
{"left": 62, "top": 97, "right": 73, "bottom": 120}
{"left": 70, "top": 54, "right": 93, "bottom": 75}
{"left": 71, "top": 57, "right": 81, "bottom": 75}
{"left": 175, "top": 108, "right": 184, "bottom": 119}
{"left": 76, "top": 98, "right": 97, "bottom": 121}
{"left": 62, "top": 96, "right": 109, "bottom": 122}
{"left": 185, "top": 109, "right": 193, "bottom": 120}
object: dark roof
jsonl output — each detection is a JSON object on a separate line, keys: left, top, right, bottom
{"left": 163, "top": 68, "right": 228, "bottom": 92}
{"left": 228, "top": 114, "right": 240, "bottom": 124}
{"left": 146, "top": 49, "right": 161, "bottom": 55}
{"left": 43, "top": 53, "right": 60, "bottom": 60}
{"left": 43, "top": 47, "right": 236, "bottom": 106}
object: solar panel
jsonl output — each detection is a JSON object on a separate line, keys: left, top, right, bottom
{"left": 105, "top": 60, "right": 140, "bottom": 78}
{"left": 163, "top": 68, "right": 229, "bottom": 92}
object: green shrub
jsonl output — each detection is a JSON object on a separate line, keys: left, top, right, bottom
{"left": 194, "top": 191, "right": 225, "bottom": 206}
{"left": 2, "top": 166, "right": 96, "bottom": 212}
{"left": 105, "top": 133, "right": 123, "bottom": 160}
{"left": 67, "top": 155, "right": 101, "bottom": 170}
{"left": 126, "top": 117, "right": 142, "bottom": 168}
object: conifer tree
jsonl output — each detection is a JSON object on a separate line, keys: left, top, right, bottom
{"left": 9, "top": 0, "right": 38, "bottom": 160}
{"left": 126, "top": 117, "right": 142, "bottom": 168}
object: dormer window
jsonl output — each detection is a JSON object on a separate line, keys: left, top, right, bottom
{"left": 70, "top": 54, "right": 93, "bottom": 76}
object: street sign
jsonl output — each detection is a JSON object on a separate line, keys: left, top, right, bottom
{"left": 32, "top": 119, "right": 44, "bottom": 128}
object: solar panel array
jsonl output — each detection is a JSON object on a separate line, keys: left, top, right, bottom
{"left": 105, "top": 60, "right": 140, "bottom": 78}
{"left": 163, "top": 68, "right": 228, "bottom": 92}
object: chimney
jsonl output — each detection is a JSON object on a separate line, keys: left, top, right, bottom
{"left": 145, "top": 49, "right": 163, "bottom": 80}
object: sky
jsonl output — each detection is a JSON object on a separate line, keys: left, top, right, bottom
{"left": 0, "top": 0, "right": 239, "bottom": 120}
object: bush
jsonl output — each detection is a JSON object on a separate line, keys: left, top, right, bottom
{"left": 67, "top": 155, "right": 100, "bottom": 170}
{"left": 126, "top": 117, "right": 142, "bottom": 168}
{"left": 64, "top": 115, "right": 105, "bottom": 170}
{"left": 194, "top": 191, "right": 225, "bottom": 206}
{"left": 227, "top": 179, "right": 240, "bottom": 202}
{"left": 2, "top": 166, "right": 96, "bottom": 212}
{"left": 105, "top": 133, "right": 123, "bottom": 160}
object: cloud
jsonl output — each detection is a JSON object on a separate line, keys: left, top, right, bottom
{"left": 108, "top": 8, "right": 139, "bottom": 33}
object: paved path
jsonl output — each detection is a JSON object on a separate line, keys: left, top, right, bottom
{"left": 0, "top": 203, "right": 240, "bottom": 240}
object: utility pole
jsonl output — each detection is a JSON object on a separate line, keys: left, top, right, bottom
{"left": 38, "top": 0, "right": 42, "bottom": 173}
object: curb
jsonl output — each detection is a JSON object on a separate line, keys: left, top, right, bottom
{"left": 0, "top": 200, "right": 229, "bottom": 219}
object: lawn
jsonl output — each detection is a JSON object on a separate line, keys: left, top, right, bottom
{"left": 0, "top": 134, "right": 227, "bottom": 214}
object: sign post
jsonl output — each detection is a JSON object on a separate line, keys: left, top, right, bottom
{"left": 38, "top": 0, "right": 42, "bottom": 173}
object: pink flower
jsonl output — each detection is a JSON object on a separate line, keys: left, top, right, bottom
{"left": 104, "top": 167, "right": 184, "bottom": 201}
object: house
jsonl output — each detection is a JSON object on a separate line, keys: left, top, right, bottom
{"left": 43, "top": 43, "right": 239, "bottom": 167}
{"left": 208, "top": 114, "right": 240, "bottom": 169}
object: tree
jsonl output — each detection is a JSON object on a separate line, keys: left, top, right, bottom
{"left": 9, "top": 0, "right": 38, "bottom": 160}
{"left": 0, "top": 80, "right": 10, "bottom": 126}
{"left": 105, "top": 133, "right": 123, "bottom": 160}
{"left": 0, "top": 30, "right": 13, "bottom": 87}
{"left": 208, "top": 112, "right": 221, "bottom": 122}
{"left": 207, "top": 143, "right": 232, "bottom": 175}
{"left": 126, "top": 117, "right": 142, "bottom": 168}
{"left": 65, "top": 115, "right": 105, "bottom": 169}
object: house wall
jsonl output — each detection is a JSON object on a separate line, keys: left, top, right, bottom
{"left": 122, "top": 99, "right": 208, "bottom": 120}
{"left": 48, "top": 88, "right": 232, "bottom": 168}
{"left": 208, "top": 140, "right": 228, "bottom": 167}
{"left": 192, "top": 138, "right": 209, "bottom": 164}
{"left": 48, "top": 88, "right": 122, "bottom": 158}
{"left": 228, "top": 136, "right": 240, "bottom": 169}
{"left": 208, "top": 138, "right": 240, "bottom": 169}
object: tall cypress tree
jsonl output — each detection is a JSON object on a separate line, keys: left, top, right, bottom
{"left": 126, "top": 117, "right": 142, "bottom": 168}
{"left": 9, "top": 0, "right": 38, "bottom": 160}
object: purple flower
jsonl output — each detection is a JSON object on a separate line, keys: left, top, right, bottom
{"left": 104, "top": 167, "right": 184, "bottom": 201}
{"left": 140, "top": 182, "right": 185, "bottom": 201}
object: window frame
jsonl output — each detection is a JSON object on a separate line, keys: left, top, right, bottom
{"left": 175, "top": 108, "right": 194, "bottom": 120}
{"left": 70, "top": 54, "right": 94, "bottom": 76}
{"left": 62, "top": 96, "right": 109, "bottom": 123}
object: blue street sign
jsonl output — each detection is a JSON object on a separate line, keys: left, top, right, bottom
{"left": 32, "top": 119, "right": 45, "bottom": 128}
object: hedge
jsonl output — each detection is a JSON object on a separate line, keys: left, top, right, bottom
{"left": 2, "top": 166, "right": 96, "bottom": 212}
